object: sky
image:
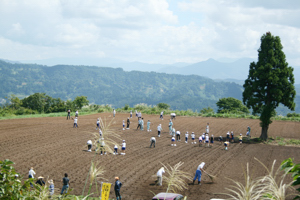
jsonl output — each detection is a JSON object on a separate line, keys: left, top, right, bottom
{"left": 0, "top": 0, "right": 300, "bottom": 66}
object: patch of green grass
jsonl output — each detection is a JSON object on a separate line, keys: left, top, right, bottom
{"left": 286, "top": 139, "right": 300, "bottom": 145}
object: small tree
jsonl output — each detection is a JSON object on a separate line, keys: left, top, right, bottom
{"left": 157, "top": 103, "right": 170, "bottom": 110}
{"left": 200, "top": 107, "right": 214, "bottom": 114}
{"left": 73, "top": 96, "right": 89, "bottom": 109}
{"left": 216, "top": 97, "right": 249, "bottom": 114}
{"left": 243, "top": 32, "right": 296, "bottom": 140}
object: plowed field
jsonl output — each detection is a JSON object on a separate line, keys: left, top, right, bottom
{"left": 0, "top": 113, "right": 299, "bottom": 200}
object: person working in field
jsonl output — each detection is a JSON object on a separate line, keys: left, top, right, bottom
{"left": 193, "top": 162, "right": 205, "bottom": 185}
{"left": 75, "top": 110, "right": 78, "bottom": 117}
{"left": 67, "top": 109, "right": 71, "bottom": 120}
{"left": 87, "top": 140, "right": 92, "bottom": 152}
{"left": 96, "top": 118, "right": 100, "bottom": 130}
{"left": 73, "top": 117, "right": 78, "bottom": 128}
{"left": 147, "top": 120, "right": 151, "bottom": 132}
{"left": 246, "top": 126, "right": 251, "bottom": 138}
{"left": 156, "top": 167, "right": 165, "bottom": 186}
{"left": 239, "top": 134, "right": 243, "bottom": 144}
{"left": 160, "top": 111, "right": 164, "bottom": 120}
{"left": 113, "top": 109, "right": 116, "bottom": 117}
{"left": 191, "top": 132, "right": 196, "bottom": 144}
{"left": 206, "top": 123, "right": 209, "bottom": 134}
{"left": 126, "top": 117, "right": 130, "bottom": 129}
{"left": 157, "top": 124, "right": 162, "bottom": 137}
{"left": 169, "top": 119, "right": 173, "bottom": 135}
{"left": 60, "top": 173, "right": 69, "bottom": 195}
{"left": 185, "top": 132, "right": 189, "bottom": 143}
{"left": 114, "top": 177, "right": 122, "bottom": 200}
{"left": 150, "top": 136, "right": 156, "bottom": 148}
{"left": 176, "top": 130, "right": 181, "bottom": 141}
{"left": 224, "top": 141, "right": 229, "bottom": 150}
{"left": 121, "top": 140, "right": 126, "bottom": 155}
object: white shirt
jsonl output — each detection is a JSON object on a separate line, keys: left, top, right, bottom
{"left": 74, "top": 118, "right": 78, "bottom": 123}
{"left": 122, "top": 142, "right": 126, "bottom": 148}
{"left": 114, "top": 145, "right": 118, "bottom": 149}
{"left": 205, "top": 135, "right": 209, "bottom": 141}
{"left": 171, "top": 113, "right": 176, "bottom": 116}
{"left": 199, "top": 136, "right": 202, "bottom": 141}
{"left": 161, "top": 111, "right": 164, "bottom": 115}
{"left": 191, "top": 134, "right": 195, "bottom": 139}
{"left": 97, "top": 120, "right": 100, "bottom": 124}
{"left": 197, "top": 162, "right": 205, "bottom": 171}
{"left": 185, "top": 133, "right": 189, "bottom": 138}
{"left": 113, "top": 110, "right": 116, "bottom": 114}
{"left": 157, "top": 168, "right": 165, "bottom": 177}
{"left": 157, "top": 125, "right": 162, "bottom": 131}
{"left": 75, "top": 111, "right": 78, "bottom": 114}
{"left": 87, "top": 140, "right": 92, "bottom": 145}
{"left": 150, "top": 137, "right": 156, "bottom": 142}
{"left": 176, "top": 131, "right": 180, "bottom": 135}
{"left": 227, "top": 132, "right": 230, "bottom": 136}
{"left": 29, "top": 169, "right": 36, "bottom": 178}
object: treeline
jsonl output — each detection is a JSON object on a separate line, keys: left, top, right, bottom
{"left": 1, "top": 93, "right": 89, "bottom": 116}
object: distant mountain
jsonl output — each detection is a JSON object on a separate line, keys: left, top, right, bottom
{"left": 0, "top": 58, "right": 21, "bottom": 64}
{"left": 0, "top": 60, "right": 244, "bottom": 112}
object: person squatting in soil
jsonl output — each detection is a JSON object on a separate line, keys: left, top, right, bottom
{"left": 114, "top": 177, "right": 122, "bottom": 200}
{"left": 61, "top": 173, "right": 69, "bottom": 195}
{"left": 171, "top": 136, "right": 176, "bottom": 146}
{"left": 156, "top": 167, "right": 165, "bottom": 186}
{"left": 224, "top": 141, "right": 229, "bottom": 150}
{"left": 36, "top": 176, "right": 45, "bottom": 186}
{"left": 87, "top": 140, "right": 92, "bottom": 152}
{"left": 193, "top": 162, "right": 205, "bottom": 185}
{"left": 150, "top": 136, "right": 156, "bottom": 148}
{"left": 176, "top": 130, "right": 181, "bottom": 141}
{"left": 199, "top": 135, "right": 203, "bottom": 146}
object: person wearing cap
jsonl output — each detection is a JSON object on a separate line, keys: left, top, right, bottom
{"left": 156, "top": 167, "right": 165, "bottom": 186}
{"left": 60, "top": 173, "right": 69, "bottom": 195}
{"left": 73, "top": 117, "right": 78, "bottom": 128}
{"left": 48, "top": 179, "right": 54, "bottom": 196}
{"left": 28, "top": 167, "right": 36, "bottom": 187}
{"left": 191, "top": 132, "right": 196, "bottom": 144}
{"left": 157, "top": 124, "right": 162, "bottom": 137}
{"left": 114, "top": 177, "right": 122, "bottom": 200}
{"left": 150, "top": 137, "right": 156, "bottom": 148}
{"left": 193, "top": 162, "right": 205, "bottom": 185}
{"left": 87, "top": 140, "right": 92, "bottom": 152}
{"left": 121, "top": 140, "right": 126, "bottom": 155}
{"left": 239, "top": 134, "right": 243, "bottom": 145}
{"left": 224, "top": 141, "right": 229, "bottom": 150}
{"left": 36, "top": 176, "right": 45, "bottom": 186}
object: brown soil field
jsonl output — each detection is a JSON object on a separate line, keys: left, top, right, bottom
{"left": 0, "top": 113, "right": 300, "bottom": 200}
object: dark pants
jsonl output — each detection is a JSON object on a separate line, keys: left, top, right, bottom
{"left": 67, "top": 113, "right": 70, "bottom": 119}
{"left": 88, "top": 145, "right": 92, "bottom": 150}
{"left": 176, "top": 134, "right": 180, "bottom": 141}
{"left": 137, "top": 124, "right": 141, "bottom": 130}
{"left": 158, "top": 131, "right": 161, "bottom": 136}
{"left": 115, "top": 190, "right": 121, "bottom": 200}
{"left": 28, "top": 175, "right": 33, "bottom": 187}
{"left": 150, "top": 140, "right": 156, "bottom": 148}
{"left": 73, "top": 123, "right": 78, "bottom": 128}
{"left": 127, "top": 123, "right": 130, "bottom": 128}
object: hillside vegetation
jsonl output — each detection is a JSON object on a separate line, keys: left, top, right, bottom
{"left": 0, "top": 60, "right": 243, "bottom": 111}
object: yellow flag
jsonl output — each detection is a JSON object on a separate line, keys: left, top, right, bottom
{"left": 101, "top": 182, "right": 111, "bottom": 200}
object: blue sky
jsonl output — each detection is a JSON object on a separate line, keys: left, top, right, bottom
{"left": 0, "top": 0, "right": 299, "bottom": 66}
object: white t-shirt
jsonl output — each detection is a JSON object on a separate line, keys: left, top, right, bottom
{"left": 191, "top": 134, "right": 195, "bottom": 139}
{"left": 150, "top": 137, "right": 156, "bottom": 142}
{"left": 176, "top": 131, "right": 180, "bottom": 135}
{"left": 29, "top": 169, "right": 36, "bottom": 178}
{"left": 227, "top": 132, "right": 230, "bottom": 136}
{"left": 161, "top": 111, "right": 164, "bottom": 115}
{"left": 74, "top": 118, "right": 78, "bottom": 123}
{"left": 97, "top": 120, "right": 100, "bottom": 124}
{"left": 157, "top": 168, "right": 165, "bottom": 177}
{"left": 75, "top": 111, "right": 78, "bottom": 115}
{"left": 87, "top": 140, "right": 92, "bottom": 145}
{"left": 197, "top": 162, "right": 205, "bottom": 171}
{"left": 122, "top": 142, "right": 126, "bottom": 148}
{"left": 199, "top": 136, "right": 202, "bottom": 141}
{"left": 185, "top": 133, "right": 189, "bottom": 138}
{"left": 205, "top": 135, "right": 209, "bottom": 141}
{"left": 157, "top": 125, "right": 162, "bottom": 131}
{"left": 114, "top": 145, "right": 118, "bottom": 149}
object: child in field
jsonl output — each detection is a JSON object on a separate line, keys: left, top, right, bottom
{"left": 87, "top": 140, "right": 92, "bottom": 152}
{"left": 75, "top": 110, "right": 79, "bottom": 117}
{"left": 206, "top": 123, "right": 209, "bottom": 134}
{"left": 191, "top": 132, "right": 196, "bottom": 144}
{"left": 100, "top": 139, "right": 106, "bottom": 155}
{"left": 135, "top": 110, "right": 138, "bottom": 117}
{"left": 137, "top": 118, "right": 142, "bottom": 130}
{"left": 96, "top": 118, "right": 100, "bottom": 130}
{"left": 73, "top": 117, "right": 78, "bottom": 128}
{"left": 160, "top": 111, "right": 164, "bottom": 120}
{"left": 224, "top": 141, "right": 229, "bottom": 150}
{"left": 122, "top": 120, "right": 125, "bottom": 130}
{"left": 169, "top": 119, "right": 173, "bottom": 135}
{"left": 219, "top": 136, "right": 223, "bottom": 144}
{"left": 171, "top": 128, "right": 175, "bottom": 137}
{"left": 141, "top": 118, "right": 144, "bottom": 131}
{"left": 126, "top": 118, "right": 130, "bottom": 129}
{"left": 205, "top": 134, "right": 209, "bottom": 147}
{"left": 202, "top": 133, "right": 205, "bottom": 141}
{"left": 210, "top": 135, "right": 214, "bottom": 147}
{"left": 147, "top": 120, "right": 151, "bottom": 132}
{"left": 246, "top": 126, "right": 251, "bottom": 138}
{"left": 171, "top": 136, "right": 176, "bottom": 146}
{"left": 114, "top": 144, "right": 118, "bottom": 155}
{"left": 239, "top": 134, "right": 243, "bottom": 145}
{"left": 231, "top": 131, "right": 234, "bottom": 143}
{"left": 130, "top": 110, "right": 132, "bottom": 118}
{"left": 99, "top": 129, "right": 103, "bottom": 138}
{"left": 226, "top": 131, "right": 230, "bottom": 141}
{"left": 176, "top": 130, "right": 181, "bottom": 141}
{"left": 113, "top": 109, "right": 116, "bottom": 117}
{"left": 185, "top": 132, "right": 189, "bottom": 143}
{"left": 157, "top": 124, "right": 162, "bottom": 137}
{"left": 199, "top": 135, "right": 203, "bottom": 146}
{"left": 121, "top": 140, "right": 126, "bottom": 155}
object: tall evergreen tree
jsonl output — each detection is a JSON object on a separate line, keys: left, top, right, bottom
{"left": 243, "top": 32, "right": 296, "bottom": 140}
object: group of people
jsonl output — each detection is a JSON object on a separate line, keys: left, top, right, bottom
{"left": 28, "top": 167, "right": 69, "bottom": 197}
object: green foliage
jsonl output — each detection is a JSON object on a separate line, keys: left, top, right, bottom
{"left": 157, "top": 103, "right": 170, "bottom": 110}
{"left": 243, "top": 32, "right": 296, "bottom": 140}
{"left": 123, "top": 104, "right": 130, "bottom": 110}
{"left": 287, "top": 113, "right": 300, "bottom": 117}
{"left": 200, "top": 106, "right": 214, "bottom": 114}
{"left": 216, "top": 97, "right": 249, "bottom": 114}
{"left": 281, "top": 158, "right": 300, "bottom": 199}
{"left": 73, "top": 96, "right": 89, "bottom": 110}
